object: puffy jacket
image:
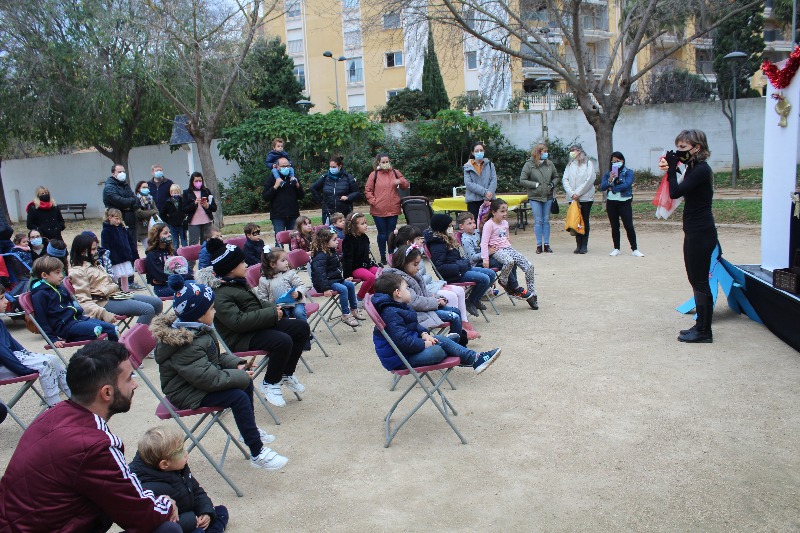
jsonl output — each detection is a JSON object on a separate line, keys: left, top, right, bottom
{"left": 0, "top": 319, "right": 36, "bottom": 376}
{"left": 243, "top": 238, "right": 265, "bottom": 267}
{"left": 150, "top": 312, "right": 248, "bottom": 409}
{"left": 310, "top": 250, "right": 344, "bottom": 292}
{"left": 262, "top": 174, "right": 305, "bottom": 219}
{"left": 519, "top": 158, "right": 561, "bottom": 202}
{"left": 341, "top": 233, "right": 376, "bottom": 278}
{"left": 424, "top": 230, "right": 470, "bottom": 283}
{"left": 69, "top": 261, "right": 122, "bottom": 323}
{"left": 562, "top": 160, "right": 597, "bottom": 202}
{"left": 0, "top": 401, "right": 174, "bottom": 533}
{"left": 101, "top": 220, "right": 139, "bottom": 264}
{"left": 463, "top": 159, "right": 497, "bottom": 203}
{"left": 365, "top": 168, "right": 409, "bottom": 217}
{"left": 381, "top": 267, "right": 443, "bottom": 329}
{"left": 160, "top": 195, "right": 186, "bottom": 227}
{"left": 310, "top": 170, "right": 361, "bottom": 219}
{"left": 600, "top": 166, "right": 634, "bottom": 199}
{"left": 265, "top": 149, "right": 291, "bottom": 168}
{"left": 26, "top": 203, "right": 65, "bottom": 241}
{"left": 129, "top": 452, "right": 218, "bottom": 532}
{"left": 30, "top": 279, "right": 87, "bottom": 341}
{"left": 256, "top": 270, "right": 306, "bottom": 306}
{"left": 147, "top": 177, "right": 175, "bottom": 212}
{"left": 198, "top": 241, "right": 211, "bottom": 269}
{"left": 182, "top": 187, "right": 217, "bottom": 223}
{"left": 371, "top": 292, "right": 427, "bottom": 370}
{"left": 195, "top": 269, "right": 279, "bottom": 352}
{"left": 103, "top": 176, "right": 139, "bottom": 229}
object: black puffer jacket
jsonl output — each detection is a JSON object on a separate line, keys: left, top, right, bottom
{"left": 262, "top": 174, "right": 305, "bottom": 219}
{"left": 102, "top": 176, "right": 139, "bottom": 229}
{"left": 182, "top": 187, "right": 217, "bottom": 222}
{"left": 311, "top": 250, "right": 344, "bottom": 292}
{"left": 341, "top": 233, "right": 376, "bottom": 278}
{"left": 310, "top": 171, "right": 361, "bottom": 219}
{"left": 423, "top": 229, "right": 470, "bottom": 283}
{"left": 26, "top": 204, "right": 65, "bottom": 241}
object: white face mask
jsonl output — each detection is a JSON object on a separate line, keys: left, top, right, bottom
{"left": 115, "top": 171, "right": 127, "bottom": 182}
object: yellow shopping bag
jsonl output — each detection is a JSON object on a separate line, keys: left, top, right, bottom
{"left": 564, "top": 201, "right": 585, "bottom": 236}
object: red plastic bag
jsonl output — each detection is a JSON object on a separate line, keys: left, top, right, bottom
{"left": 651, "top": 172, "right": 681, "bottom": 219}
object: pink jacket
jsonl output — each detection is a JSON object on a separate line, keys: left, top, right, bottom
{"left": 365, "top": 168, "right": 409, "bottom": 217}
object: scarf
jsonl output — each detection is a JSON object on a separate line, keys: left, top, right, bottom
{"left": 38, "top": 201, "right": 53, "bottom": 210}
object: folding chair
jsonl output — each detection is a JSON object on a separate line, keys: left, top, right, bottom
{"left": 422, "top": 243, "right": 490, "bottom": 323}
{"left": 401, "top": 196, "right": 434, "bottom": 233}
{"left": 17, "top": 292, "right": 107, "bottom": 364}
{"left": 453, "top": 230, "right": 516, "bottom": 311}
{"left": 177, "top": 244, "right": 202, "bottom": 264}
{"left": 224, "top": 236, "right": 246, "bottom": 249}
{"left": 275, "top": 230, "right": 292, "bottom": 249}
{"left": 63, "top": 277, "right": 133, "bottom": 333}
{"left": 363, "top": 295, "right": 466, "bottom": 447}
{"left": 133, "top": 258, "right": 174, "bottom": 310}
{"left": 121, "top": 324, "right": 250, "bottom": 497}
{"left": 0, "top": 372, "right": 46, "bottom": 430}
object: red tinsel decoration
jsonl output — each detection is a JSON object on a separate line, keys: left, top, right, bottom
{"left": 762, "top": 45, "right": 800, "bottom": 90}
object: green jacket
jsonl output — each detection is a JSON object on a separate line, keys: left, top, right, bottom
{"left": 150, "top": 312, "right": 248, "bottom": 410}
{"left": 519, "top": 158, "right": 561, "bottom": 202}
{"left": 195, "top": 267, "right": 279, "bottom": 352}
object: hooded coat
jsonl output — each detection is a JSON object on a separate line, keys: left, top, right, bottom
{"left": 423, "top": 229, "right": 470, "bottom": 283}
{"left": 370, "top": 292, "right": 427, "bottom": 371}
{"left": 310, "top": 170, "right": 361, "bottom": 219}
{"left": 381, "top": 266, "right": 443, "bottom": 329}
{"left": 519, "top": 158, "right": 561, "bottom": 202}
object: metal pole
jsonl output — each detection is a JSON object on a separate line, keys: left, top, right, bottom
{"left": 793, "top": 0, "right": 797, "bottom": 46}
{"left": 333, "top": 60, "right": 340, "bottom": 109}
{"left": 732, "top": 64, "right": 738, "bottom": 183}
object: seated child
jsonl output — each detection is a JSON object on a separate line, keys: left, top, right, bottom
{"left": 243, "top": 222, "right": 267, "bottom": 267}
{"left": 480, "top": 199, "right": 539, "bottom": 309}
{"left": 150, "top": 275, "right": 288, "bottom": 470}
{"left": 0, "top": 319, "right": 70, "bottom": 407}
{"left": 30, "top": 256, "right": 119, "bottom": 344}
{"left": 160, "top": 184, "right": 188, "bottom": 250}
{"left": 145, "top": 223, "right": 192, "bottom": 297}
{"left": 371, "top": 272, "right": 501, "bottom": 373}
{"left": 310, "top": 227, "right": 360, "bottom": 327}
{"left": 198, "top": 225, "right": 222, "bottom": 270}
{"left": 81, "top": 231, "right": 114, "bottom": 278}
{"left": 341, "top": 212, "right": 379, "bottom": 302}
{"left": 457, "top": 212, "right": 523, "bottom": 297}
{"left": 8, "top": 233, "right": 32, "bottom": 296}
{"left": 328, "top": 212, "right": 345, "bottom": 240}
{"left": 130, "top": 426, "right": 230, "bottom": 533}
{"left": 290, "top": 216, "right": 313, "bottom": 254}
{"left": 257, "top": 248, "right": 307, "bottom": 321}
{"left": 43, "top": 239, "right": 70, "bottom": 275}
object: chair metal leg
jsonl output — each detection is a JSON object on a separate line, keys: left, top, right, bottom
{"left": 2, "top": 382, "right": 46, "bottom": 430}
{"left": 299, "top": 355, "right": 313, "bottom": 373}
{"left": 311, "top": 335, "right": 330, "bottom": 358}
{"left": 390, "top": 369, "right": 456, "bottom": 391}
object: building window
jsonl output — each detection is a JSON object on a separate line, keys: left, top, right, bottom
{"left": 343, "top": 0, "right": 358, "bottom": 8}
{"left": 287, "top": 39, "right": 303, "bottom": 55}
{"left": 293, "top": 65, "right": 305, "bottom": 86}
{"left": 285, "top": 0, "right": 301, "bottom": 18}
{"left": 349, "top": 105, "right": 366, "bottom": 112}
{"left": 520, "top": 42, "right": 544, "bottom": 67}
{"left": 344, "top": 30, "right": 362, "bottom": 48}
{"left": 385, "top": 51, "right": 403, "bottom": 68}
{"left": 464, "top": 8, "right": 476, "bottom": 29}
{"left": 347, "top": 57, "right": 363, "bottom": 83}
{"left": 387, "top": 89, "right": 404, "bottom": 100}
{"left": 466, "top": 51, "right": 478, "bottom": 70}
{"left": 383, "top": 13, "right": 402, "bottom": 30}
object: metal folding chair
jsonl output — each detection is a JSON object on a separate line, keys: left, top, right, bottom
{"left": 422, "top": 243, "right": 490, "bottom": 323}
{"left": 453, "top": 230, "right": 516, "bottom": 311}
{"left": 223, "top": 236, "right": 246, "bottom": 249}
{"left": 363, "top": 295, "right": 466, "bottom": 447}
{"left": 0, "top": 373, "right": 46, "bottom": 430}
{"left": 275, "top": 230, "right": 292, "bottom": 249}
{"left": 63, "top": 277, "right": 133, "bottom": 333}
{"left": 121, "top": 324, "right": 250, "bottom": 497}
{"left": 177, "top": 244, "right": 202, "bottom": 264}
{"left": 133, "top": 258, "right": 174, "bottom": 310}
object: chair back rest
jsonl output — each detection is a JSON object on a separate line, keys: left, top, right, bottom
{"left": 422, "top": 243, "right": 445, "bottom": 280}
{"left": 224, "top": 236, "right": 246, "bottom": 249}
{"left": 313, "top": 225, "right": 328, "bottom": 234}
{"left": 363, "top": 294, "right": 385, "bottom": 331}
{"left": 17, "top": 292, "right": 33, "bottom": 314}
{"left": 336, "top": 237, "right": 343, "bottom": 256}
{"left": 177, "top": 244, "right": 201, "bottom": 263}
{"left": 401, "top": 196, "right": 433, "bottom": 233}
{"left": 245, "top": 264, "right": 261, "bottom": 288}
{"left": 276, "top": 231, "right": 292, "bottom": 247}
{"left": 121, "top": 323, "right": 157, "bottom": 370}
{"left": 287, "top": 249, "right": 310, "bottom": 270}
{"left": 63, "top": 277, "right": 75, "bottom": 295}
{"left": 134, "top": 258, "right": 147, "bottom": 275}
{"left": 453, "top": 230, "right": 463, "bottom": 246}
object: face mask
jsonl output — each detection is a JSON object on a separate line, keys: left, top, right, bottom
{"left": 172, "top": 194, "right": 181, "bottom": 200}
{"left": 193, "top": 182, "right": 203, "bottom": 189}
{"left": 154, "top": 171, "right": 164, "bottom": 179}
{"left": 540, "top": 153, "right": 548, "bottom": 160}
{"left": 380, "top": 162, "right": 391, "bottom": 170}
{"left": 91, "top": 252, "right": 99, "bottom": 261}
{"left": 115, "top": 172, "right": 127, "bottom": 182}
{"left": 473, "top": 152, "right": 484, "bottom": 161}
{"left": 611, "top": 162, "right": 622, "bottom": 169}
{"left": 329, "top": 167, "right": 339, "bottom": 176}
{"left": 30, "top": 238, "right": 43, "bottom": 247}
{"left": 39, "top": 194, "right": 51, "bottom": 202}
{"left": 676, "top": 149, "right": 693, "bottom": 162}
{"left": 569, "top": 152, "right": 577, "bottom": 160}
{"left": 159, "top": 236, "right": 171, "bottom": 244}
{"left": 140, "top": 188, "right": 150, "bottom": 196}
{"left": 279, "top": 167, "right": 292, "bottom": 176}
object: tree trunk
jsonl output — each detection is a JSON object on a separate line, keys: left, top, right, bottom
{"left": 588, "top": 117, "right": 615, "bottom": 212}
{"left": 720, "top": 98, "right": 737, "bottom": 187}
{"left": 0, "top": 157, "right": 12, "bottom": 223}
{"left": 194, "top": 137, "right": 224, "bottom": 227}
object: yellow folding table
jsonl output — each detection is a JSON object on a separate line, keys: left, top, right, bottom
{"left": 431, "top": 194, "right": 530, "bottom": 233}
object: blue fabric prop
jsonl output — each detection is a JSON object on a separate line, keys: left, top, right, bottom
{"left": 275, "top": 290, "right": 297, "bottom": 306}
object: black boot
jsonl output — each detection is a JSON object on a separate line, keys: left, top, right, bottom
{"left": 579, "top": 230, "right": 589, "bottom": 254}
{"left": 458, "top": 330, "right": 469, "bottom": 347}
{"left": 574, "top": 234, "right": 582, "bottom": 254}
{"left": 679, "top": 293, "right": 713, "bottom": 343}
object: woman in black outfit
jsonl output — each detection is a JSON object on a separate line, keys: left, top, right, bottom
{"left": 662, "top": 129, "right": 717, "bottom": 343}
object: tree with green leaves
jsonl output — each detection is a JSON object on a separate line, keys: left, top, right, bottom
{"left": 421, "top": 29, "right": 450, "bottom": 114}
{"left": 712, "top": 1, "right": 764, "bottom": 185}
{"left": 380, "top": 89, "right": 432, "bottom": 122}
{"left": 242, "top": 37, "right": 305, "bottom": 111}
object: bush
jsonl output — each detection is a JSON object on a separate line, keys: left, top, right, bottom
{"left": 380, "top": 89, "right": 433, "bottom": 122}
{"left": 556, "top": 95, "right": 578, "bottom": 110}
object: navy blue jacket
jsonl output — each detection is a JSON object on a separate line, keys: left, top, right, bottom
{"left": 0, "top": 320, "right": 35, "bottom": 376}
{"left": 424, "top": 230, "right": 470, "bottom": 283}
{"left": 243, "top": 238, "right": 265, "bottom": 267}
{"left": 100, "top": 221, "right": 139, "bottom": 264}
{"left": 310, "top": 250, "right": 343, "bottom": 292}
{"left": 198, "top": 242, "right": 211, "bottom": 269}
{"left": 371, "top": 293, "right": 428, "bottom": 370}
{"left": 341, "top": 233, "right": 376, "bottom": 278}
{"left": 30, "top": 279, "right": 87, "bottom": 341}
{"left": 310, "top": 171, "right": 361, "bottom": 218}
{"left": 146, "top": 178, "right": 175, "bottom": 212}
{"left": 599, "top": 166, "right": 634, "bottom": 198}
{"left": 145, "top": 248, "right": 192, "bottom": 286}
{"left": 265, "top": 150, "right": 291, "bottom": 168}
{"left": 262, "top": 174, "right": 304, "bottom": 220}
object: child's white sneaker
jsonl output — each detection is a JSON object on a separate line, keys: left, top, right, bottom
{"left": 238, "top": 427, "right": 276, "bottom": 446}
{"left": 281, "top": 375, "right": 305, "bottom": 393}
{"left": 632, "top": 249, "right": 645, "bottom": 257}
{"left": 341, "top": 313, "right": 360, "bottom": 327}
{"left": 609, "top": 249, "right": 621, "bottom": 256}
{"left": 250, "top": 447, "right": 288, "bottom": 470}
{"left": 260, "top": 381, "right": 286, "bottom": 407}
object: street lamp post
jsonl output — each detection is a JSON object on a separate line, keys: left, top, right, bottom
{"left": 296, "top": 99, "right": 314, "bottom": 114}
{"left": 322, "top": 51, "right": 346, "bottom": 109}
{"left": 535, "top": 77, "right": 554, "bottom": 142}
{"left": 535, "top": 77, "right": 554, "bottom": 111}
{"left": 724, "top": 51, "right": 747, "bottom": 186}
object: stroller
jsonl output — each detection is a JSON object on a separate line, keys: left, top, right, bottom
{"left": 401, "top": 196, "right": 433, "bottom": 233}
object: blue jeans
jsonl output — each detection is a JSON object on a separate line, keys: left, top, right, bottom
{"left": 184, "top": 505, "right": 229, "bottom": 533}
{"left": 104, "top": 295, "right": 164, "bottom": 324}
{"left": 459, "top": 268, "right": 496, "bottom": 303}
{"left": 530, "top": 199, "right": 553, "bottom": 246}
{"left": 168, "top": 224, "right": 187, "bottom": 249}
{"left": 284, "top": 303, "right": 307, "bottom": 321}
{"left": 405, "top": 335, "right": 477, "bottom": 368}
{"left": 331, "top": 281, "right": 358, "bottom": 314}
{"left": 64, "top": 319, "right": 119, "bottom": 342}
{"left": 200, "top": 381, "right": 261, "bottom": 456}
{"left": 435, "top": 306, "right": 462, "bottom": 334}
{"left": 372, "top": 215, "right": 399, "bottom": 261}
{"left": 271, "top": 217, "right": 298, "bottom": 246}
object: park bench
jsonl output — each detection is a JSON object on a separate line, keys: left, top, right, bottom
{"left": 58, "top": 203, "right": 88, "bottom": 221}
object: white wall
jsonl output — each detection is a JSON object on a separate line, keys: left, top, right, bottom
{"left": 1, "top": 141, "right": 240, "bottom": 223}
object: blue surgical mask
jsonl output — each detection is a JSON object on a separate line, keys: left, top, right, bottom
{"left": 329, "top": 167, "right": 339, "bottom": 176}
{"left": 612, "top": 162, "right": 623, "bottom": 169}
{"left": 30, "top": 238, "right": 43, "bottom": 247}
{"left": 473, "top": 152, "right": 484, "bottom": 161}
{"left": 140, "top": 188, "right": 150, "bottom": 196}
{"left": 279, "top": 167, "right": 291, "bottom": 176}
{"left": 154, "top": 171, "right": 164, "bottom": 179}
{"left": 540, "top": 153, "right": 549, "bottom": 160}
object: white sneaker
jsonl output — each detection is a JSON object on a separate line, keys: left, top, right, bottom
{"left": 281, "top": 375, "right": 305, "bottom": 393}
{"left": 632, "top": 250, "right": 645, "bottom": 257}
{"left": 609, "top": 249, "right": 621, "bottom": 256}
{"left": 250, "top": 447, "right": 288, "bottom": 470}
{"left": 238, "top": 427, "right": 276, "bottom": 446}
{"left": 260, "top": 381, "right": 286, "bottom": 407}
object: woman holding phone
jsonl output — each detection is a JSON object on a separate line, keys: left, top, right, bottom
{"left": 599, "top": 151, "right": 643, "bottom": 257}
{"left": 182, "top": 172, "right": 217, "bottom": 248}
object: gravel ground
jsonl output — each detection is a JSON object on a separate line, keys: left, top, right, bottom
{"left": 1, "top": 218, "right": 798, "bottom": 532}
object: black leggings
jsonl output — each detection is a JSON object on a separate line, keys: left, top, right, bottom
{"left": 467, "top": 200, "right": 484, "bottom": 221}
{"left": 606, "top": 199, "right": 637, "bottom": 250}
{"left": 683, "top": 230, "right": 718, "bottom": 296}
{"left": 248, "top": 318, "right": 311, "bottom": 385}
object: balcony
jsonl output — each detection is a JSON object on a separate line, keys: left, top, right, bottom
{"left": 693, "top": 37, "right": 713, "bottom": 49}
{"left": 764, "top": 29, "right": 794, "bottom": 52}
{"left": 653, "top": 31, "right": 681, "bottom": 49}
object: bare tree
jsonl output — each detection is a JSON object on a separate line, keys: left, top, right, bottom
{"left": 370, "top": 0, "right": 761, "bottom": 172}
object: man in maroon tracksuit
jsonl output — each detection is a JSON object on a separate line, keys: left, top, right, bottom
{"left": 0, "top": 341, "right": 181, "bottom": 533}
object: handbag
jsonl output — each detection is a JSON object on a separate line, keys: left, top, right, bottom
{"left": 564, "top": 201, "right": 585, "bottom": 236}
{"left": 148, "top": 215, "right": 162, "bottom": 231}
{"left": 550, "top": 198, "right": 560, "bottom": 215}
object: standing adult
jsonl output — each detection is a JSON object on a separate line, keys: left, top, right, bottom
{"left": 519, "top": 143, "right": 561, "bottom": 254}
{"left": 365, "top": 152, "right": 409, "bottom": 264}
{"left": 599, "top": 151, "right": 644, "bottom": 258}
{"left": 463, "top": 143, "right": 498, "bottom": 221}
{"left": 0, "top": 341, "right": 180, "bottom": 533}
{"left": 263, "top": 157, "right": 305, "bottom": 247}
{"left": 660, "top": 129, "right": 718, "bottom": 343}
{"left": 310, "top": 156, "right": 360, "bottom": 223}
{"left": 135, "top": 181, "right": 160, "bottom": 247}
{"left": 26, "top": 186, "right": 66, "bottom": 242}
{"left": 147, "top": 164, "right": 174, "bottom": 212}
{"left": 562, "top": 143, "right": 596, "bottom": 254}
{"left": 182, "top": 171, "right": 217, "bottom": 247}
{"left": 103, "top": 164, "right": 139, "bottom": 252}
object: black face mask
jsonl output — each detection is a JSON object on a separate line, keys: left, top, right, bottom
{"left": 39, "top": 194, "right": 51, "bottom": 202}
{"left": 675, "top": 149, "right": 693, "bottom": 162}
